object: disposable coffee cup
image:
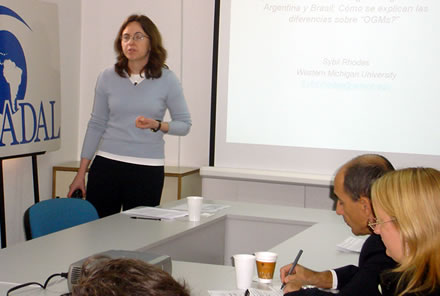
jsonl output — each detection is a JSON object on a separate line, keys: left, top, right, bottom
{"left": 187, "top": 196, "right": 203, "bottom": 221}
{"left": 233, "top": 254, "right": 256, "bottom": 290}
{"left": 255, "top": 251, "right": 277, "bottom": 283}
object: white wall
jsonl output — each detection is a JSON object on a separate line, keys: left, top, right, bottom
{"left": 4, "top": 0, "right": 214, "bottom": 246}
{"left": 181, "top": 0, "right": 214, "bottom": 167}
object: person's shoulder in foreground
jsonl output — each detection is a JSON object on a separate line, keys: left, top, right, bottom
{"left": 72, "top": 256, "right": 190, "bottom": 296}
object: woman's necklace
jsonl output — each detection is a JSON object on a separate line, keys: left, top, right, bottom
{"left": 130, "top": 73, "right": 145, "bottom": 86}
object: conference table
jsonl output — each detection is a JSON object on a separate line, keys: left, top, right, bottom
{"left": 0, "top": 199, "right": 362, "bottom": 295}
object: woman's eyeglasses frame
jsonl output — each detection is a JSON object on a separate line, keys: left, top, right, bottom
{"left": 368, "top": 217, "right": 397, "bottom": 231}
{"left": 121, "top": 33, "right": 149, "bottom": 43}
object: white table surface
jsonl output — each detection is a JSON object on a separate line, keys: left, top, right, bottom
{"left": 0, "top": 200, "right": 360, "bottom": 295}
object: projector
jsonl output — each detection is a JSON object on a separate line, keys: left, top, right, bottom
{"left": 67, "top": 250, "right": 172, "bottom": 292}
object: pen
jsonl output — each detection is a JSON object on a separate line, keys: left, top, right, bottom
{"left": 280, "top": 249, "right": 303, "bottom": 290}
{"left": 130, "top": 216, "right": 162, "bottom": 221}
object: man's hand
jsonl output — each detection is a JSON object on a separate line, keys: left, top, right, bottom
{"left": 283, "top": 278, "right": 304, "bottom": 293}
{"left": 280, "top": 264, "right": 311, "bottom": 285}
{"left": 280, "top": 264, "right": 333, "bottom": 290}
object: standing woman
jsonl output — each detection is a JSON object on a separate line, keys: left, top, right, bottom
{"left": 68, "top": 14, "right": 191, "bottom": 217}
{"left": 370, "top": 168, "right": 440, "bottom": 296}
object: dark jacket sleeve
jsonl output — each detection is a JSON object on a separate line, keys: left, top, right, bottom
{"left": 334, "top": 234, "right": 396, "bottom": 296}
{"left": 285, "top": 234, "right": 396, "bottom": 296}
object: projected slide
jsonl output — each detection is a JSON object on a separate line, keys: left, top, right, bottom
{"left": 220, "top": 0, "right": 439, "bottom": 156}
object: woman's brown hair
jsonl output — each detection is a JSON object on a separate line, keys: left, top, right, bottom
{"left": 73, "top": 256, "right": 190, "bottom": 296}
{"left": 114, "top": 14, "right": 167, "bottom": 79}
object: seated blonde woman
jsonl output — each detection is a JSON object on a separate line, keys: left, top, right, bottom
{"left": 371, "top": 167, "right": 440, "bottom": 296}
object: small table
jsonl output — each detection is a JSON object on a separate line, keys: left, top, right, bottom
{"left": 52, "top": 161, "right": 201, "bottom": 203}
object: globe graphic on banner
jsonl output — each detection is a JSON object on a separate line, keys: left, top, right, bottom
{"left": 0, "top": 30, "right": 27, "bottom": 115}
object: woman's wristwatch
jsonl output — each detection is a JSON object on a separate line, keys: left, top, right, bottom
{"left": 151, "top": 120, "right": 162, "bottom": 132}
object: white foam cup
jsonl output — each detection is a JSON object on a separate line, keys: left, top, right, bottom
{"left": 233, "top": 254, "right": 256, "bottom": 290}
{"left": 187, "top": 196, "right": 203, "bottom": 221}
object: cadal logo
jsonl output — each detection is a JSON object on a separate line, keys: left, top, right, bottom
{"left": 0, "top": 5, "right": 59, "bottom": 148}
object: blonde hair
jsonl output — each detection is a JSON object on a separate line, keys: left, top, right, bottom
{"left": 372, "top": 167, "right": 440, "bottom": 296}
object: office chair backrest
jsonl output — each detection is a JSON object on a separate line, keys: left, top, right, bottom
{"left": 24, "top": 198, "right": 99, "bottom": 240}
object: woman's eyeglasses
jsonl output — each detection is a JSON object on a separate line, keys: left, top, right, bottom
{"left": 368, "top": 217, "right": 397, "bottom": 231}
{"left": 121, "top": 32, "right": 148, "bottom": 42}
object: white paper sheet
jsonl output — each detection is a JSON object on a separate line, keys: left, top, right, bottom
{"left": 171, "top": 203, "right": 231, "bottom": 213}
{"left": 336, "top": 236, "right": 366, "bottom": 253}
{"left": 208, "top": 287, "right": 283, "bottom": 296}
{"left": 123, "top": 207, "right": 188, "bottom": 220}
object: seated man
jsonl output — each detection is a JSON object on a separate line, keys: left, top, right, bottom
{"left": 72, "top": 256, "right": 190, "bottom": 296}
{"left": 281, "top": 154, "right": 396, "bottom": 296}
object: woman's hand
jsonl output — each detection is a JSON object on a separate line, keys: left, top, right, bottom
{"left": 135, "top": 116, "right": 159, "bottom": 129}
{"left": 68, "top": 174, "right": 86, "bottom": 197}
{"left": 67, "top": 158, "right": 90, "bottom": 198}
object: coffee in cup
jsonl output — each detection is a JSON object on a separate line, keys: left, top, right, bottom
{"left": 255, "top": 251, "right": 277, "bottom": 283}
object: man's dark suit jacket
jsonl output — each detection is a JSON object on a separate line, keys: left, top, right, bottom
{"left": 380, "top": 271, "right": 440, "bottom": 296}
{"left": 285, "top": 234, "right": 396, "bottom": 296}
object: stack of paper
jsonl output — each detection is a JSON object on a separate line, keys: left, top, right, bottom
{"left": 208, "top": 287, "right": 282, "bottom": 296}
{"left": 123, "top": 207, "right": 188, "bottom": 220}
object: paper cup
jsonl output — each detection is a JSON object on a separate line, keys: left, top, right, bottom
{"left": 255, "top": 251, "right": 277, "bottom": 283}
{"left": 233, "top": 254, "right": 256, "bottom": 290}
{"left": 187, "top": 196, "right": 203, "bottom": 221}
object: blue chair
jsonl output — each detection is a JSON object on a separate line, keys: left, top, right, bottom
{"left": 24, "top": 198, "right": 99, "bottom": 240}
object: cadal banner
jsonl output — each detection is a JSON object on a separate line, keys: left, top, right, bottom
{"left": 0, "top": 0, "right": 60, "bottom": 158}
